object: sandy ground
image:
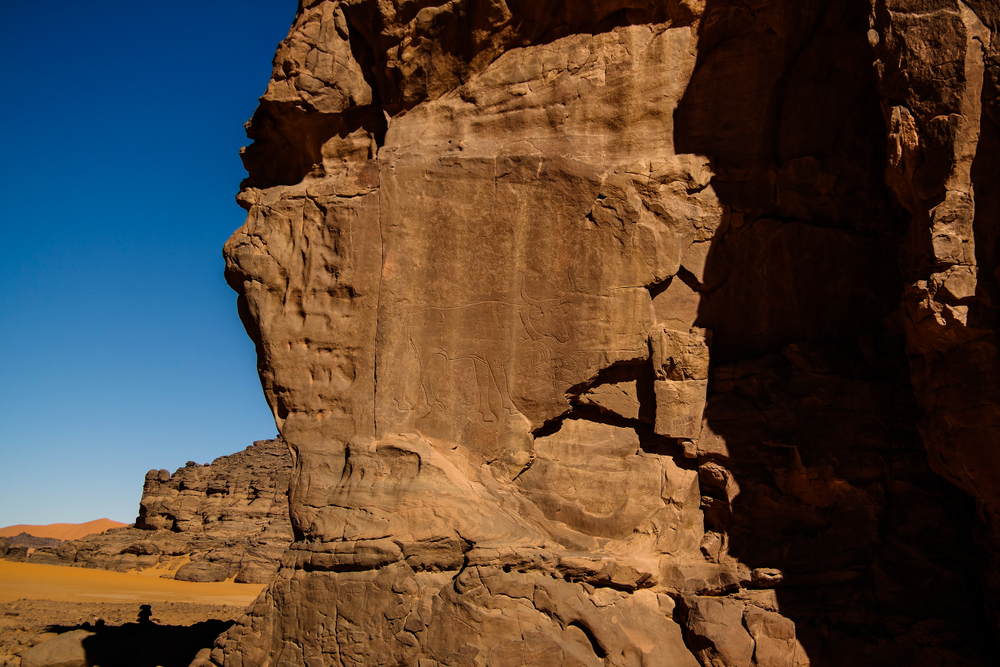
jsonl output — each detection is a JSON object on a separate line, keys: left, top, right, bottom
{"left": 0, "top": 561, "right": 264, "bottom": 606}
{"left": 0, "top": 519, "right": 127, "bottom": 541}
{"left": 0, "top": 561, "right": 266, "bottom": 666}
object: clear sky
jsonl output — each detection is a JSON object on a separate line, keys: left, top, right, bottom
{"left": 0, "top": 1, "right": 298, "bottom": 526}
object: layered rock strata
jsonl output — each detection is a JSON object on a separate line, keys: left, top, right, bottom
{"left": 28, "top": 439, "right": 292, "bottom": 584}
{"left": 216, "top": 1, "right": 1000, "bottom": 665}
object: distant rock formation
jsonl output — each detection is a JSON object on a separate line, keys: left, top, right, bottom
{"left": 0, "top": 533, "right": 64, "bottom": 563}
{"left": 212, "top": 1, "right": 1000, "bottom": 666}
{"left": 26, "top": 439, "right": 292, "bottom": 584}
{"left": 2, "top": 533, "right": 62, "bottom": 550}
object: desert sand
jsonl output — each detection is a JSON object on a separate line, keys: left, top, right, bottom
{"left": 0, "top": 519, "right": 127, "bottom": 541}
{"left": 0, "top": 561, "right": 265, "bottom": 666}
{"left": 0, "top": 561, "right": 264, "bottom": 605}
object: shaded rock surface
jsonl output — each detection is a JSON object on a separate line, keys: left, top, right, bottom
{"left": 214, "top": 1, "right": 1000, "bottom": 666}
{"left": 18, "top": 629, "right": 91, "bottom": 667}
{"left": 25, "top": 440, "right": 292, "bottom": 584}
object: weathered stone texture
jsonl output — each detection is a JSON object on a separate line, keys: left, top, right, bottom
{"left": 215, "top": 0, "right": 1000, "bottom": 665}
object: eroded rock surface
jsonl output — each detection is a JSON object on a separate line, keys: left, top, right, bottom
{"left": 214, "top": 1, "right": 1000, "bottom": 665}
{"left": 29, "top": 439, "right": 292, "bottom": 584}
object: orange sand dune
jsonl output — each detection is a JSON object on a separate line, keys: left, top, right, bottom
{"left": 0, "top": 561, "right": 266, "bottom": 605}
{"left": 0, "top": 518, "right": 127, "bottom": 540}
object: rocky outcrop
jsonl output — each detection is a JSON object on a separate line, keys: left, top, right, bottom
{"left": 29, "top": 439, "right": 292, "bottom": 584}
{"left": 2, "top": 534, "right": 65, "bottom": 564}
{"left": 2, "top": 534, "right": 62, "bottom": 551}
{"left": 215, "top": 1, "right": 1000, "bottom": 665}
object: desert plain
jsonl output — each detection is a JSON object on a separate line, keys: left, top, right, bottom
{"left": 0, "top": 559, "right": 264, "bottom": 667}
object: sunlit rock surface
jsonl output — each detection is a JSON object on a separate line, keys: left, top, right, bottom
{"left": 215, "top": 1, "right": 1000, "bottom": 665}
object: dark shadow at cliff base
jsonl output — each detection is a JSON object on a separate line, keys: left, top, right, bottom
{"left": 969, "top": 51, "right": 1000, "bottom": 634}
{"left": 674, "top": 0, "right": 995, "bottom": 664}
{"left": 43, "top": 616, "right": 232, "bottom": 667}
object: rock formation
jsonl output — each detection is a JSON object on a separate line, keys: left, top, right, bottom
{"left": 27, "top": 439, "right": 292, "bottom": 584}
{"left": 215, "top": 0, "right": 1000, "bottom": 665}
{"left": 1, "top": 534, "right": 62, "bottom": 551}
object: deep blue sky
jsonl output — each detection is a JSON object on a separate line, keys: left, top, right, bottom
{"left": 0, "top": 2, "right": 297, "bottom": 526}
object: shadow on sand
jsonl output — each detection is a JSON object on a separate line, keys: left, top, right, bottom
{"left": 44, "top": 605, "right": 232, "bottom": 667}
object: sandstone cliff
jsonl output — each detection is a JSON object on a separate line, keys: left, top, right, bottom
{"left": 28, "top": 439, "right": 293, "bottom": 584}
{"left": 212, "top": 1, "right": 1000, "bottom": 665}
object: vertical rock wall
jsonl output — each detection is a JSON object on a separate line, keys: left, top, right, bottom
{"left": 871, "top": 0, "right": 1000, "bottom": 630}
{"left": 216, "top": 1, "right": 1000, "bottom": 665}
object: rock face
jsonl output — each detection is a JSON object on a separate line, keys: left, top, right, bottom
{"left": 216, "top": 1, "right": 1000, "bottom": 665}
{"left": 29, "top": 439, "right": 292, "bottom": 584}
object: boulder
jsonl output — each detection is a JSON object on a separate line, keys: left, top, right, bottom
{"left": 19, "top": 630, "right": 92, "bottom": 667}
